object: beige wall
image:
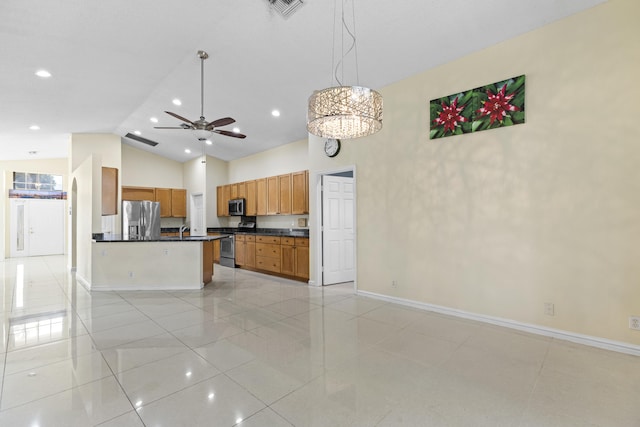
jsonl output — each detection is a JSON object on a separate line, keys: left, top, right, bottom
{"left": 121, "top": 144, "right": 184, "bottom": 188}
{"left": 228, "top": 139, "right": 309, "bottom": 182}
{"left": 205, "top": 155, "right": 229, "bottom": 228}
{"left": 309, "top": 0, "right": 640, "bottom": 346}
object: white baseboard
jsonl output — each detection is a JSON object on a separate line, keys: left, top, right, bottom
{"left": 75, "top": 274, "right": 91, "bottom": 291}
{"left": 357, "top": 290, "right": 640, "bottom": 357}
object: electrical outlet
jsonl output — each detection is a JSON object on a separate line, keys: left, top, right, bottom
{"left": 128, "top": 271, "right": 134, "bottom": 278}
{"left": 630, "top": 316, "right": 640, "bottom": 331}
{"left": 391, "top": 280, "right": 398, "bottom": 288}
{"left": 544, "top": 302, "right": 555, "bottom": 316}
{"left": 163, "top": 249, "right": 169, "bottom": 256}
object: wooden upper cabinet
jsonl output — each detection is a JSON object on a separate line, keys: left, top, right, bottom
{"left": 101, "top": 167, "right": 118, "bottom": 216}
{"left": 122, "top": 186, "right": 155, "bottom": 202}
{"left": 245, "top": 180, "right": 257, "bottom": 216}
{"left": 291, "top": 170, "right": 308, "bottom": 214}
{"left": 230, "top": 183, "right": 238, "bottom": 200}
{"left": 278, "top": 173, "right": 292, "bottom": 215}
{"left": 256, "top": 178, "right": 267, "bottom": 216}
{"left": 156, "top": 188, "right": 186, "bottom": 217}
{"left": 155, "top": 188, "right": 172, "bottom": 217}
{"left": 237, "top": 181, "right": 247, "bottom": 200}
{"left": 216, "top": 184, "right": 232, "bottom": 217}
{"left": 171, "top": 188, "right": 187, "bottom": 217}
{"left": 267, "top": 176, "right": 279, "bottom": 215}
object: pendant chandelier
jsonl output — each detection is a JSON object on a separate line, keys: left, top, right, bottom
{"left": 307, "top": 0, "right": 383, "bottom": 140}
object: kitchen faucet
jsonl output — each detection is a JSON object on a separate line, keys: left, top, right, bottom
{"left": 179, "top": 225, "right": 188, "bottom": 240}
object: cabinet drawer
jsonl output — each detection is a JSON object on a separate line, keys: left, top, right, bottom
{"left": 255, "top": 243, "right": 280, "bottom": 258}
{"left": 245, "top": 235, "right": 256, "bottom": 242}
{"left": 236, "top": 234, "right": 246, "bottom": 242}
{"left": 256, "top": 235, "right": 281, "bottom": 244}
{"left": 281, "top": 237, "right": 295, "bottom": 246}
{"left": 256, "top": 256, "right": 281, "bottom": 273}
{"left": 295, "top": 237, "right": 309, "bottom": 247}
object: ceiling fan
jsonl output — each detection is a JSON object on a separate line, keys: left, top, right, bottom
{"left": 155, "top": 50, "right": 246, "bottom": 140}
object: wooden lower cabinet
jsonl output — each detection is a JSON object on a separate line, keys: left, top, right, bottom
{"left": 235, "top": 234, "right": 308, "bottom": 281}
{"left": 281, "top": 237, "right": 309, "bottom": 280}
{"left": 202, "top": 240, "right": 214, "bottom": 284}
{"left": 235, "top": 234, "right": 256, "bottom": 268}
{"left": 207, "top": 232, "right": 221, "bottom": 263}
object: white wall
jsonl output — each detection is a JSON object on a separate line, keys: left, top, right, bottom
{"left": 72, "top": 155, "right": 98, "bottom": 285}
{"left": 309, "top": 0, "right": 640, "bottom": 346}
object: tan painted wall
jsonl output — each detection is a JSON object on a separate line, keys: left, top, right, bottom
{"left": 309, "top": 0, "right": 640, "bottom": 345}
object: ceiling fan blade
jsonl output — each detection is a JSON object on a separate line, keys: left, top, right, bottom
{"left": 214, "top": 129, "right": 246, "bottom": 139}
{"left": 165, "top": 111, "right": 195, "bottom": 126}
{"left": 206, "top": 117, "right": 236, "bottom": 130}
{"left": 154, "top": 126, "right": 189, "bottom": 129}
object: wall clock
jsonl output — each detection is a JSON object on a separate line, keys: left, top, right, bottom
{"left": 324, "top": 138, "right": 341, "bottom": 158}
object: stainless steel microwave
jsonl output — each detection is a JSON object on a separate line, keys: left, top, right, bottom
{"left": 228, "top": 198, "right": 245, "bottom": 216}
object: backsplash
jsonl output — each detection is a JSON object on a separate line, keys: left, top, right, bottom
{"left": 224, "top": 214, "right": 308, "bottom": 229}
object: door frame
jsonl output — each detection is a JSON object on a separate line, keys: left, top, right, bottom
{"left": 313, "top": 165, "right": 357, "bottom": 291}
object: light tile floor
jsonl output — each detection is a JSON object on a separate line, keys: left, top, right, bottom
{"left": 0, "top": 255, "right": 639, "bottom": 426}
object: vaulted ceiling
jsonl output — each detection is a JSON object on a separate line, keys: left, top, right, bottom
{"left": 0, "top": 0, "right": 605, "bottom": 162}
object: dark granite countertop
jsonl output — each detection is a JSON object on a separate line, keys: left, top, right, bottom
{"left": 93, "top": 233, "right": 227, "bottom": 243}
{"left": 205, "top": 227, "right": 309, "bottom": 238}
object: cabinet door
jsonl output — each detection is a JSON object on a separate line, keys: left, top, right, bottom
{"left": 216, "top": 184, "right": 231, "bottom": 217}
{"left": 235, "top": 239, "right": 245, "bottom": 266}
{"left": 279, "top": 173, "right": 292, "bottom": 215}
{"left": 171, "top": 189, "right": 187, "bottom": 217}
{"left": 155, "top": 188, "right": 172, "bottom": 217}
{"left": 246, "top": 241, "right": 256, "bottom": 268}
{"left": 256, "top": 178, "right": 267, "bottom": 216}
{"left": 267, "top": 176, "right": 279, "bottom": 215}
{"left": 246, "top": 180, "right": 257, "bottom": 216}
{"left": 216, "top": 186, "right": 225, "bottom": 217}
{"left": 237, "top": 182, "right": 247, "bottom": 200}
{"left": 281, "top": 244, "right": 295, "bottom": 276}
{"left": 230, "top": 183, "right": 238, "bottom": 200}
{"left": 291, "top": 170, "right": 308, "bottom": 215}
{"left": 203, "top": 240, "right": 214, "bottom": 284}
{"left": 295, "top": 246, "right": 310, "bottom": 280}
{"left": 101, "top": 167, "right": 118, "bottom": 216}
{"left": 122, "top": 186, "right": 155, "bottom": 202}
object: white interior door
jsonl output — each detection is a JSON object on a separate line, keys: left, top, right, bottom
{"left": 10, "top": 199, "right": 65, "bottom": 257}
{"left": 322, "top": 175, "right": 355, "bottom": 285}
{"left": 191, "top": 193, "right": 205, "bottom": 236}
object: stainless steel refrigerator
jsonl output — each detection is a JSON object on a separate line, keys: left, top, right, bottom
{"left": 122, "top": 200, "right": 161, "bottom": 240}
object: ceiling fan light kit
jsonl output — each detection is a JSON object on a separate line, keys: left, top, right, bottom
{"left": 307, "top": 0, "right": 383, "bottom": 140}
{"left": 155, "top": 50, "right": 247, "bottom": 142}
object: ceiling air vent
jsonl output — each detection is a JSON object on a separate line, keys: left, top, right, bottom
{"left": 124, "top": 133, "right": 159, "bottom": 147}
{"left": 267, "top": 0, "right": 305, "bottom": 19}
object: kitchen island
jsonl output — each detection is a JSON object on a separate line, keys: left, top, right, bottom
{"left": 90, "top": 235, "right": 227, "bottom": 291}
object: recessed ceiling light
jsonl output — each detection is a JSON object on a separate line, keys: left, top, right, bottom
{"left": 185, "top": 149, "right": 191, "bottom": 154}
{"left": 29, "top": 125, "right": 40, "bottom": 131}
{"left": 134, "top": 130, "right": 141, "bottom": 136}
{"left": 205, "top": 140, "right": 212, "bottom": 145}
{"left": 271, "top": 110, "right": 280, "bottom": 117}
{"left": 232, "top": 127, "right": 240, "bottom": 133}
{"left": 35, "top": 70, "right": 51, "bottom": 78}
{"left": 150, "top": 117, "right": 158, "bottom": 123}
{"left": 28, "top": 151, "right": 37, "bottom": 155}
{"left": 173, "top": 99, "right": 182, "bottom": 106}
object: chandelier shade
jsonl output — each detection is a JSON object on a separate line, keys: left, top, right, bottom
{"left": 307, "top": 85, "right": 383, "bottom": 139}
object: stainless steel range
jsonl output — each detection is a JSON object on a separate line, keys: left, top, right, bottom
{"left": 219, "top": 216, "right": 256, "bottom": 268}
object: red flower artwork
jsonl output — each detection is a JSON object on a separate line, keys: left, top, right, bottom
{"left": 476, "top": 84, "right": 520, "bottom": 125}
{"left": 433, "top": 96, "right": 468, "bottom": 133}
